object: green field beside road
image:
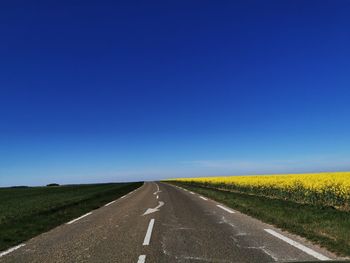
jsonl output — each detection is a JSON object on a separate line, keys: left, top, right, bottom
{"left": 0, "top": 182, "right": 142, "bottom": 251}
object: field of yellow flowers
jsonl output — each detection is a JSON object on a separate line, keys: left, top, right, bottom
{"left": 174, "top": 172, "right": 350, "bottom": 209}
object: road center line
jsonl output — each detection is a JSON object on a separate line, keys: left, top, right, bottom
{"left": 67, "top": 212, "right": 92, "bottom": 224}
{"left": 104, "top": 200, "right": 116, "bottom": 207}
{"left": 217, "top": 205, "right": 235, "bottom": 214}
{"left": 143, "top": 219, "right": 155, "bottom": 245}
{"left": 137, "top": 255, "right": 146, "bottom": 263}
{"left": 0, "top": 244, "right": 25, "bottom": 258}
{"left": 199, "top": 196, "right": 208, "bottom": 201}
{"left": 264, "top": 229, "right": 330, "bottom": 261}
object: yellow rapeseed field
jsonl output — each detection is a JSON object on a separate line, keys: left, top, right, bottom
{"left": 173, "top": 172, "right": 350, "bottom": 209}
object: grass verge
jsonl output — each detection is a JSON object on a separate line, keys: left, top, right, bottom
{"left": 171, "top": 182, "right": 350, "bottom": 257}
{"left": 0, "top": 182, "right": 142, "bottom": 251}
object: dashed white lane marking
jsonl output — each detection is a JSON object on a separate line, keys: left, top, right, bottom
{"left": 143, "top": 219, "right": 155, "bottom": 246}
{"left": 104, "top": 200, "right": 116, "bottom": 207}
{"left": 264, "top": 229, "right": 330, "bottom": 261}
{"left": 156, "top": 195, "right": 159, "bottom": 199}
{"left": 67, "top": 212, "right": 92, "bottom": 224}
{"left": 137, "top": 254, "right": 146, "bottom": 263}
{"left": 199, "top": 196, "right": 208, "bottom": 201}
{"left": 124, "top": 187, "right": 140, "bottom": 198}
{"left": 217, "top": 205, "right": 235, "bottom": 214}
{"left": 0, "top": 244, "right": 25, "bottom": 258}
{"left": 189, "top": 191, "right": 195, "bottom": 194}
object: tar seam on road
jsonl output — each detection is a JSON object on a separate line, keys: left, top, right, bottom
{"left": 0, "top": 244, "right": 25, "bottom": 258}
{"left": 264, "top": 229, "right": 330, "bottom": 261}
{"left": 104, "top": 200, "right": 116, "bottom": 207}
{"left": 216, "top": 205, "right": 235, "bottom": 214}
{"left": 199, "top": 196, "right": 208, "bottom": 200}
{"left": 66, "top": 212, "right": 92, "bottom": 224}
{"left": 137, "top": 254, "right": 146, "bottom": 263}
{"left": 143, "top": 219, "right": 155, "bottom": 246}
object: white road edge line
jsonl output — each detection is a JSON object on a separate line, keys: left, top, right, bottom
{"left": 217, "top": 204, "right": 235, "bottom": 214}
{"left": 264, "top": 229, "right": 330, "bottom": 261}
{"left": 0, "top": 244, "right": 25, "bottom": 258}
{"left": 104, "top": 200, "right": 116, "bottom": 207}
{"left": 199, "top": 196, "right": 208, "bottom": 201}
{"left": 126, "top": 186, "right": 141, "bottom": 197}
{"left": 143, "top": 218, "right": 155, "bottom": 246}
{"left": 137, "top": 254, "right": 146, "bottom": 263}
{"left": 67, "top": 212, "right": 92, "bottom": 224}
{"left": 189, "top": 191, "right": 195, "bottom": 194}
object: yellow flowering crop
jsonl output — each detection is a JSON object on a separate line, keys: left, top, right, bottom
{"left": 172, "top": 172, "right": 350, "bottom": 209}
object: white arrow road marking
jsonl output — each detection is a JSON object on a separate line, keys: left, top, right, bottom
{"left": 264, "top": 229, "right": 330, "bottom": 261}
{"left": 153, "top": 183, "right": 162, "bottom": 195}
{"left": 143, "top": 201, "right": 164, "bottom": 215}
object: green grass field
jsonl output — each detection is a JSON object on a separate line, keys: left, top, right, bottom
{"left": 0, "top": 182, "right": 142, "bottom": 251}
{"left": 171, "top": 182, "right": 350, "bottom": 257}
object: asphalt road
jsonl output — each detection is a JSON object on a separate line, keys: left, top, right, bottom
{"left": 0, "top": 182, "right": 339, "bottom": 263}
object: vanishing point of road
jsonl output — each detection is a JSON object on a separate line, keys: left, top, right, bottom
{"left": 0, "top": 182, "right": 338, "bottom": 262}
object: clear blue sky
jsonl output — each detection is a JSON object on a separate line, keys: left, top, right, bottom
{"left": 1, "top": 1, "right": 350, "bottom": 186}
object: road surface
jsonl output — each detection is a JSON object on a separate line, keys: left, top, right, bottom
{"left": 0, "top": 182, "right": 339, "bottom": 262}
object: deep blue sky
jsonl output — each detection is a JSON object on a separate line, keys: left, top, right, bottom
{"left": 1, "top": 1, "right": 350, "bottom": 186}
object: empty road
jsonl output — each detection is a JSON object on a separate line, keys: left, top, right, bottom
{"left": 0, "top": 182, "right": 338, "bottom": 262}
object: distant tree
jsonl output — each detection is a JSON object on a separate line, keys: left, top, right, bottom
{"left": 46, "top": 183, "right": 60, "bottom": 187}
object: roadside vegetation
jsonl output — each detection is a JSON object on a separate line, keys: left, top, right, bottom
{"left": 169, "top": 172, "right": 350, "bottom": 256}
{"left": 174, "top": 172, "right": 350, "bottom": 210}
{"left": 0, "top": 182, "right": 142, "bottom": 252}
